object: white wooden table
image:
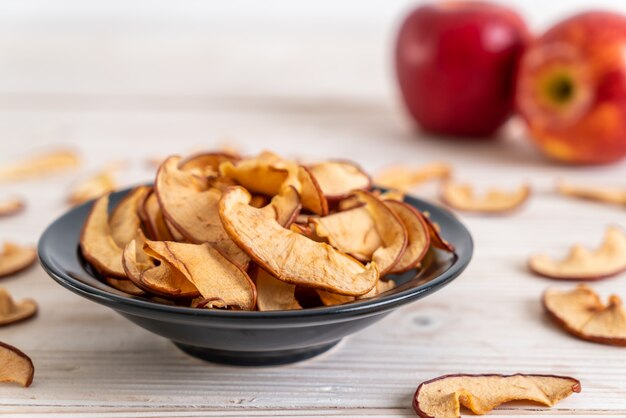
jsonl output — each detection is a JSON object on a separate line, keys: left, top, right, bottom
{"left": 1, "top": 2, "right": 626, "bottom": 416}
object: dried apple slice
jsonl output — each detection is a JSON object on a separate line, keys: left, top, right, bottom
{"left": 543, "top": 285, "right": 626, "bottom": 346}
{"left": 423, "top": 212, "right": 455, "bottom": 253}
{"left": 308, "top": 160, "right": 371, "bottom": 200}
{"left": 529, "top": 226, "right": 626, "bottom": 280}
{"left": 0, "top": 243, "right": 37, "bottom": 279}
{"left": 140, "top": 191, "right": 174, "bottom": 241}
{"left": 68, "top": 164, "right": 120, "bottom": 206}
{"left": 155, "top": 156, "right": 248, "bottom": 268}
{"left": 0, "top": 288, "right": 37, "bottom": 326}
{"left": 80, "top": 195, "right": 126, "bottom": 278}
{"left": 260, "top": 186, "right": 302, "bottom": 227}
{"left": 144, "top": 240, "right": 256, "bottom": 310}
{"left": 104, "top": 277, "right": 145, "bottom": 296}
{"left": 0, "top": 197, "right": 25, "bottom": 217}
{"left": 297, "top": 166, "right": 328, "bottom": 215}
{"left": 219, "top": 151, "right": 290, "bottom": 196}
{"left": 413, "top": 374, "right": 581, "bottom": 418}
{"left": 179, "top": 152, "right": 240, "bottom": 178}
{"left": 318, "top": 279, "right": 396, "bottom": 306}
{"left": 441, "top": 181, "right": 530, "bottom": 213}
{"left": 557, "top": 180, "right": 626, "bottom": 206}
{"left": 255, "top": 267, "right": 301, "bottom": 311}
{"left": 384, "top": 200, "right": 430, "bottom": 273}
{"left": 0, "top": 149, "right": 79, "bottom": 182}
{"left": 109, "top": 186, "right": 151, "bottom": 248}
{"left": 375, "top": 162, "right": 452, "bottom": 191}
{"left": 0, "top": 341, "right": 34, "bottom": 387}
{"left": 219, "top": 187, "right": 378, "bottom": 296}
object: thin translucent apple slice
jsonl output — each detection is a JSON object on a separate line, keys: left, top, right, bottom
{"left": 0, "top": 149, "right": 79, "bottom": 182}
{"left": 260, "top": 186, "right": 302, "bottom": 227}
{"left": 109, "top": 186, "right": 151, "bottom": 248}
{"left": 423, "top": 212, "right": 455, "bottom": 253}
{"left": 179, "top": 152, "right": 240, "bottom": 178}
{"left": 80, "top": 195, "right": 126, "bottom": 278}
{"left": 318, "top": 279, "right": 396, "bottom": 306}
{"left": 413, "top": 374, "right": 581, "bottom": 418}
{"left": 0, "top": 288, "right": 37, "bottom": 326}
{"left": 219, "top": 151, "right": 290, "bottom": 196}
{"left": 384, "top": 200, "right": 430, "bottom": 273}
{"left": 0, "top": 243, "right": 37, "bottom": 279}
{"left": 529, "top": 226, "right": 626, "bottom": 280}
{"left": 144, "top": 240, "right": 256, "bottom": 310}
{"left": 0, "top": 197, "right": 25, "bottom": 217}
{"left": 255, "top": 266, "right": 301, "bottom": 311}
{"left": 155, "top": 156, "right": 248, "bottom": 268}
{"left": 104, "top": 277, "right": 146, "bottom": 296}
{"left": 543, "top": 285, "right": 626, "bottom": 346}
{"left": 441, "top": 181, "right": 530, "bottom": 213}
{"left": 68, "top": 164, "right": 120, "bottom": 206}
{"left": 308, "top": 160, "right": 371, "bottom": 200}
{"left": 140, "top": 191, "right": 174, "bottom": 241}
{"left": 557, "top": 180, "right": 626, "bottom": 206}
{"left": 219, "top": 186, "right": 378, "bottom": 296}
{"left": 0, "top": 341, "right": 34, "bottom": 387}
{"left": 375, "top": 162, "right": 452, "bottom": 191}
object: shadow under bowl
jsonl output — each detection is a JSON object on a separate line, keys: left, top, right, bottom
{"left": 38, "top": 188, "right": 473, "bottom": 366}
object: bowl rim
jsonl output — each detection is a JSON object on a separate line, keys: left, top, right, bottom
{"left": 38, "top": 186, "right": 473, "bottom": 322}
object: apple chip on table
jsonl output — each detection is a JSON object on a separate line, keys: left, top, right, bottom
{"left": 79, "top": 150, "right": 455, "bottom": 310}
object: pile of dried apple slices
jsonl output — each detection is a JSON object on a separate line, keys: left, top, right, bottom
{"left": 80, "top": 151, "right": 454, "bottom": 311}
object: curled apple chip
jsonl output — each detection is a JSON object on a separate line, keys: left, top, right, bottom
{"left": 375, "top": 162, "right": 451, "bottom": 191}
{"left": 109, "top": 186, "right": 150, "bottom": 248}
{"left": 385, "top": 200, "right": 430, "bottom": 273}
{"left": 144, "top": 240, "right": 256, "bottom": 310}
{"left": 155, "top": 156, "right": 248, "bottom": 268}
{"left": 441, "top": 181, "right": 530, "bottom": 213}
{"left": 318, "top": 279, "right": 396, "bottom": 306}
{"left": 529, "top": 226, "right": 626, "bottom": 280}
{"left": 179, "top": 152, "right": 240, "bottom": 178}
{"left": 413, "top": 374, "right": 581, "bottom": 418}
{"left": 0, "top": 288, "right": 37, "bottom": 326}
{"left": 0, "top": 149, "right": 79, "bottom": 183}
{"left": 543, "top": 285, "right": 626, "bottom": 346}
{"left": 67, "top": 165, "right": 119, "bottom": 206}
{"left": 104, "top": 277, "right": 145, "bottom": 296}
{"left": 423, "top": 212, "right": 455, "bottom": 253}
{"left": 308, "top": 160, "right": 371, "bottom": 200}
{"left": 557, "top": 180, "right": 626, "bottom": 206}
{"left": 0, "top": 243, "right": 37, "bottom": 279}
{"left": 255, "top": 267, "right": 301, "bottom": 311}
{"left": 220, "top": 187, "right": 378, "bottom": 296}
{"left": 140, "top": 191, "right": 175, "bottom": 241}
{"left": 0, "top": 341, "right": 34, "bottom": 387}
{"left": 80, "top": 195, "right": 126, "bottom": 278}
{"left": 0, "top": 197, "right": 25, "bottom": 217}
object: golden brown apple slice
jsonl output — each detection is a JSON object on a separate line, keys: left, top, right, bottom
{"left": 441, "top": 181, "right": 530, "bottom": 213}
{"left": 104, "top": 277, "right": 146, "bottom": 296}
{"left": 308, "top": 160, "right": 371, "bottom": 200}
{"left": 543, "top": 285, "right": 626, "bottom": 346}
{"left": 255, "top": 267, "right": 301, "bottom": 311}
{"left": 0, "top": 341, "right": 34, "bottom": 387}
{"left": 384, "top": 200, "right": 430, "bottom": 273}
{"left": 296, "top": 166, "right": 328, "bottom": 215}
{"left": 219, "top": 187, "right": 378, "bottom": 296}
{"left": 179, "top": 152, "right": 240, "bottom": 178}
{"left": 0, "top": 197, "right": 25, "bottom": 218}
{"left": 219, "top": 151, "right": 290, "bottom": 196}
{"left": 529, "top": 226, "right": 626, "bottom": 280}
{"left": 109, "top": 186, "right": 151, "bottom": 248}
{"left": 557, "top": 180, "right": 626, "bottom": 206}
{"left": 318, "top": 279, "right": 396, "bottom": 306}
{"left": 0, "top": 243, "right": 37, "bottom": 279}
{"left": 67, "top": 164, "right": 119, "bottom": 206}
{"left": 375, "top": 162, "right": 452, "bottom": 191}
{"left": 80, "top": 195, "right": 126, "bottom": 278}
{"left": 155, "top": 156, "right": 248, "bottom": 268}
{"left": 144, "top": 240, "right": 256, "bottom": 310}
{"left": 0, "top": 149, "right": 79, "bottom": 182}
{"left": 0, "top": 288, "right": 37, "bottom": 326}
{"left": 413, "top": 374, "right": 580, "bottom": 418}
{"left": 140, "top": 191, "right": 174, "bottom": 241}
{"left": 260, "top": 186, "right": 302, "bottom": 227}
{"left": 422, "top": 212, "right": 455, "bottom": 253}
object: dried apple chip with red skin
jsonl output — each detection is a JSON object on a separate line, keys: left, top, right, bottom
{"left": 440, "top": 181, "right": 530, "bottom": 214}
{"left": 423, "top": 212, "right": 455, "bottom": 253}
{"left": 109, "top": 186, "right": 151, "bottom": 248}
{"left": 0, "top": 197, "right": 25, "bottom": 218}
{"left": 296, "top": 166, "right": 328, "bottom": 215}
{"left": 529, "top": 226, "right": 626, "bottom": 281}
{"left": 0, "top": 149, "right": 79, "bottom": 183}
{"left": 0, "top": 243, "right": 37, "bottom": 279}
{"left": 318, "top": 279, "right": 396, "bottom": 306}
{"left": 384, "top": 200, "right": 430, "bottom": 274}
{"left": 80, "top": 195, "right": 126, "bottom": 278}
{"left": 543, "top": 285, "right": 626, "bottom": 346}
{"left": 0, "top": 288, "right": 37, "bottom": 326}
{"left": 254, "top": 266, "right": 301, "bottom": 311}
{"left": 179, "top": 152, "right": 240, "bottom": 178}
{"left": 219, "top": 186, "right": 378, "bottom": 296}
{"left": 307, "top": 160, "right": 371, "bottom": 200}
{"left": 413, "top": 374, "right": 581, "bottom": 418}
{"left": 104, "top": 277, "right": 146, "bottom": 296}
{"left": 143, "top": 240, "right": 256, "bottom": 310}
{"left": 155, "top": 156, "right": 248, "bottom": 268}
{"left": 219, "top": 151, "right": 290, "bottom": 196}
{"left": 557, "top": 180, "right": 626, "bottom": 206}
{"left": 375, "top": 162, "right": 452, "bottom": 191}
{"left": 0, "top": 341, "right": 34, "bottom": 387}
{"left": 260, "top": 186, "right": 302, "bottom": 228}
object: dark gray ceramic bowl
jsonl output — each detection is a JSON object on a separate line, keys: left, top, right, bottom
{"left": 38, "top": 188, "right": 473, "bottom": 366}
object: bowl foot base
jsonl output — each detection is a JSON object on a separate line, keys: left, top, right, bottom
{"left": 174, "top": 340, "right": 340, "bottom": 366}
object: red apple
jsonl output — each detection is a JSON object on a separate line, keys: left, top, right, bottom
{"left": 395, "top": 2, "right": 529, "bottom": 138}
{"left": 517, "top": 11, "right": 626, "bottom": 164}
